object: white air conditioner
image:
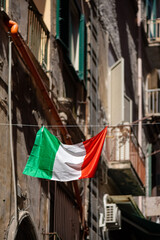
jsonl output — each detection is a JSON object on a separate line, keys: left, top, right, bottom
{"left": 99, "top": 194, "right": 121, "bottom": 231}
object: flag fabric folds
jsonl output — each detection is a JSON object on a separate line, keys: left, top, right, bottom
{"left": 23, "top": 127, "right": 107, "bottom": 182}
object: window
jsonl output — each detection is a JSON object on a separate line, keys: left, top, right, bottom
{"left": 0, "top": 0, "right": 6, "bottom": 10}
{"left": 69, "top": 2, "right": 80, "bottom": 71}
{"left": 56, "top": 0, "right": 86, "bottom": 82}
{"left": 145, "top": 0, "right": 160, "bottom": 41}
{"left": 146, "top": 70, "right": 160, "bottom": 115}
{"left": 146, "top": 0, "right": 160, "bottom": 19}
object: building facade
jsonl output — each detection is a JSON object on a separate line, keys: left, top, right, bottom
{"left": 1, "top": 0, "right": 160, "bottom": 240}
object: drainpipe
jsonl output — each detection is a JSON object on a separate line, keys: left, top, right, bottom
{"left": 146, "top": 144, "right": 152, "bottom": 197}
{"left": 8, "top": 33, "right": 18, "bottom": 227}
{"left": 137, "top": 0, "right": 142, "bottom": 151}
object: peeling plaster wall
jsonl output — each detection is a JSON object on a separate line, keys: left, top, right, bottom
{"left": 97, "top": 25, "right": 109, "bottom": 122}
{"left": 11, "top": 0, "right": 28, "bottom": 41}
{"left": 98, "top": 0, "right": 121, "bottom": 59}
{"left": 97, "top": 0, "right": 139, "bottom": 111}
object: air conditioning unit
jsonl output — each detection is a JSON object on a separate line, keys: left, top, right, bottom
{"left": 104, "top": 203, "right": 121, "bottom": 230}
{"left": 99, "top": 194, "right": 121, "bottom": 231}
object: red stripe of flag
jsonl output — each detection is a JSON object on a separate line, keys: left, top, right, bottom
{"left": 79, "top": 127, "right": 107, "bottom": 179}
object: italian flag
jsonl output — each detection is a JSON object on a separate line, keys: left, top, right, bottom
{"left": 23, "top": 127, "right": 107, "bottom": 182}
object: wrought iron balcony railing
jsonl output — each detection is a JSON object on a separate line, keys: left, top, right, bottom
{"left": 27, "top": 3, "right": 49, "bottom": 71}
{"left": 146, "top": 88, "right": 160, "bottom": 116}
{"left": 106, "top": 126, "right": 145, "bottom": 185}
{"left": 145, "top": 19, "right": 160, "bottom": 44}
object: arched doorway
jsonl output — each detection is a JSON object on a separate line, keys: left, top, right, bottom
{"left": 15, "top": 214, "right": 38, "bottom": 240}
{"left": 6, "top": 211, "right": 38, "bottom": 240}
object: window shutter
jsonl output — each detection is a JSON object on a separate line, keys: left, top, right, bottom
{"left": 153, "top": 0, "right": 157, "bottom": 19}
{"left": 56, "top": 0, "right": 69, "bottom": 49}
{"left": 78, "top": 14, "right": 85, "bottom": 81}
{"left": 1, "top": 0, "right": 6, "bottom": 10}
{"left": 110, "top": 58, "right": 124, "bottom": 125}
{"left": 146, "top": 0, "right": 148, "bottom": 19}
{"left": 124, "top": 94, "right": 133, "bottom": 123}
{"left": 152, "top": 0, "right": 156, "bottom": 38}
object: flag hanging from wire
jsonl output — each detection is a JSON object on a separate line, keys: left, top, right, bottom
{"left": 23, "top": 126, "right": 107, "bottom": 182}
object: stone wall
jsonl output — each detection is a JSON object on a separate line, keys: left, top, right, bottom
{"left": 0, "top": 16, "right": 49, "bottom": 239}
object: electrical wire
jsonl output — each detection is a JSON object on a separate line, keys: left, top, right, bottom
{"left": 0, "top": 122, "right": 160, "bottom": 128}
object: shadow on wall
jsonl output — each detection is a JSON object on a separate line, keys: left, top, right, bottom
{"left": 0, "top": 77, "right": 8, "bottom": 115}
{"left": 115, "top": 0, "right": 137, "bottom": 117}
{"left": 11, "top": 46, "right": 42, "bottom": 155}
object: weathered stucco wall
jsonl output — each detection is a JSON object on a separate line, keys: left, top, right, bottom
{"left": 98, "top": 0, "right": 139, "bottom": 114}
{"left": 0, "top": 17, "right": 49, "bottom": 239}
{"left": 98, "top": 25, "right": 109, "bottom": 122}
{"left": 98, "top": 0, "right": 121, "bottom": 59}
{"left": 11, "top": 0, "right": 28, "bottom": 41}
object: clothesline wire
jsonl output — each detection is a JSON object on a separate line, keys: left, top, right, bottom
{"left": 0, "top": 122, "right": 160, "bottom": 128}
{"left": 1, "top": 121, "right": 160, "bottom": 157}
{"left": 0, "top": 114, "right": 158, "bottom": 128}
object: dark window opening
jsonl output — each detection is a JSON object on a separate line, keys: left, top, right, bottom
{"left": 15, "top": 216, "right": 37, "bottom": 240}
{"left": 56, "top": 0, "right": 87, "bottom": 83}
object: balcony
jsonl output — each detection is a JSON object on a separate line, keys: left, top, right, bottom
{"left": 27, "top": 2, "right": 49, "bottom": 71}
{"left": 144, "top": 19, "right": 160, "bottom": 68}
{"left": 145, "top": 19, "right": 160, "bottom": 44}
{"left": 106, "top": 126, "right": 145, "bottom": 196}
{"left": 146, "top": 88, "right": 160, "bottom": 116}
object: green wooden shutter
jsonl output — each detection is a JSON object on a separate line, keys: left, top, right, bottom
{"left": 56, "top": 0, "right": 69, "bottom": 50}
{"left": 152, "top": 0, "right": 156, "bottom": 38}
{"left": 152, "top": 0, "right": 157, "bottom": 20}
{"left": 78, "top": 14, "right": 86, "bottom": 81}
{"left": 1, "top": 0, "right": 6, "bottom": 10}
{"left": 146, "top": 0, "right": 149, "bottom": 19}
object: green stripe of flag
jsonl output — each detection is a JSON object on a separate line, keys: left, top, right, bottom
{"left": 23, "top": 127, "right": 60, "bottom": 179}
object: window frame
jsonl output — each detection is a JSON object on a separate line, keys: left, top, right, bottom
{"left": 56, "top": 0, "right": 87, "bottom": 84}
